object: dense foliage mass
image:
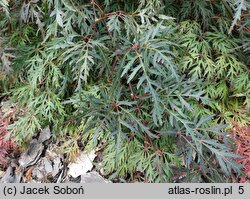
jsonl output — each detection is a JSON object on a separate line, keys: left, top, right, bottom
{"left": 0, "top": 0, "right": 249, "bottom": 182}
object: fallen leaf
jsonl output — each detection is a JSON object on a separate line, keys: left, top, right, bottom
{"left": 24, "top": 167, "right": 34, "bottom": 182}
{"left": 68, "top": 150, "right": 96, "bottom": 178}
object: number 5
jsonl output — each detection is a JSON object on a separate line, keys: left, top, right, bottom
{"left": 238, "top": 186, "right": 244, "bottom": 194}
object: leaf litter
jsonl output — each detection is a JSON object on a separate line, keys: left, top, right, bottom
{"left": 0, "top": 125, "right": 110, "bottom": 183}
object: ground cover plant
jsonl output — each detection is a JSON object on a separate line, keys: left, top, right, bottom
{"left": 0, "top": 0, "right": 249, "bottom": 182}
